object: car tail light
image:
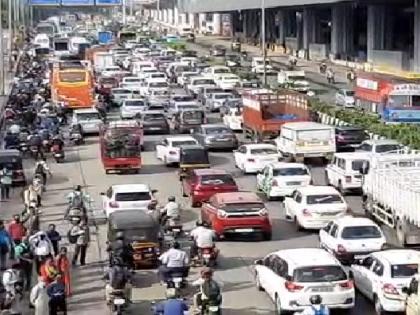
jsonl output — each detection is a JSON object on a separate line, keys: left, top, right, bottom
{"left": 258, "top": 208, "right": 268, "bottom": 216}
{"left": 247, "top": 158, "right": 255, "bottom": 162}
{"left": 169, "top": 151, "right": 176, "bottom": 155}
{"left": 285, "top": 281, "right": 304, "bottom": 292}
{"left": 302, "top": 209, "right": 312, "bottom": 217}
{"left": 339, "top": 280, "right": 354, "bottom": 289}
{"left": 217, "top": 210, "right": 227, "bottom": 218}
{"left": 109, "top": 201, "right": 119, "bottom": 208}
{"left": 383, "top": 283, "right": 399, "bottom": 295}
{"left": 345, "top": 176, "right": 352, "bottom": 183}
{"left": 271, "top": 179, "right": 278, "bottom": 187}
{"left": 336, "top": 244, "right": 347, "bottom": 253}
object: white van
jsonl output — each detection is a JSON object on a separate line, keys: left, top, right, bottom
{"left": 275, "top": 122, "right": 336, "bottom": 161}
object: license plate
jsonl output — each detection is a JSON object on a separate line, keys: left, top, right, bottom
{"left": 173, "top": 277, "right": 183, "bottom": 282}
{"left": 144, "top": 253, "right": 153, "bottom": 257}
{"left": 355, "top": 254, "right": 368, "bottom": 259}
{"left": 216, "top": 138, "right": 230, "bottom": 142}
{"left": 312, "top": 287, "right": 334, "bottom": 292}
{"left": 235, "top": 228, "right": 253, "bottom": 233}
{"left": 209, "top": 306, "right": 219, "bottom": 312}
{"left": 287, "top": 182, "right": 301, "bottom": 186}
{"left": 172, "top": 229, "right": 181, "bottom": 232}
{"left": 113, "top": 298, "right": 125, "bottom": 306}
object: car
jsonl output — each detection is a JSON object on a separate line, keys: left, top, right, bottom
{"left": 224, "top": 54, "right": 241, "bottom": 68}
{"left": 111, "top": 88, "right": 134, "bottom": 106}
{"left": 71, "top": 108, "right": 102, "bottom": 135}
{"left": 201, "top": 192, "right": 272, "bottom": 240}
{"left": 233, "top": 144, "right": 281, "bottom": 174}
{"left": 251, "top": 57, "right": 277, "bottom": 74}
{"left": 256, "top": 162, "right": 311, "bottom": 200}
{"left": 155, "top": 135, "right": 198, "bottom": 165}
{"left": 284, "top": 186, "right": 348, "bottom": 230}
{"left": 139, "top": 110, "right": 170, "bottom": 134}
{"left": 120, "top": 76, "right": 143, "bottom": 89}
{"left": 320, "top": 216, "right": 386, "bottom": 264}
{"left": 147, "top": 90, "right": 170, "bottom": 107}
{"left": 325, "top": 152, "right": 369, "bottom": 194}
{"left": 181, "top": 168, "right": 238, "bottom": 207}
{"left": 145, "top": 71, "right": 168, "bottom": 81}
{"left": 202, "top": 66, "right": 231, "bottom": 81}
{"left": 336, "top": 89, "right": 355, "bottom": 107}
{"left": 209, "top": 45, "right": 226, "bottom": 57}
{"left": 101, "top": 66, "right": 122, "bottom": 77}
{"left": 205, "top": 92, "right": 235, "bottom": 112}
{"left": 141, "top": 79, "right": 169, "bottom": 97}
{"left": 254, "top": 248, "right": 355, "bottom": 313}
{"left": 222, "top": 106, "right": 243, "bottom": 131}
{"left": 197, "top": 87, "right": 224, "bottom": 104}
{"left": 335, "top": 126, "right": 369, "bottom": 152}
{"left": 194, "top": 124, "right": 238, "bottom": 150}
{"left": 138, "top": 66, "right": 159, "bottom": 80}
{"left": 101, "top": 184, "right": 157, "bottom": 217}
{"left": 215, "top": 73, "right": 241, "bottom": 90}
{"left": 167, "top": 102, "right": 200, "bottom": 118}
{"left": 120, "top": 98, "right": 147, "bottom": 119}
{"left": 356, "top": 139, "right": 403, "bottom": 155}
{"left": 351, "top": 249, "right": 420, "bottom": 314}
{"left": 187, "top": 77, "right": 216, "bottom": 96}
{"left": 177, "top": 71, "right": 200, "bottom": 87}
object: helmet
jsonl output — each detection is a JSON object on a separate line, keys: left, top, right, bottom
{"left": 201, "top": 267, "right": 213, "bottom": 277}
{"left": 115, "top": 231, "right": 125, "bottom": 240}
{"left": 168, "top": 196, "right": 175, "bottom": 202}
{"left": 310, "top": 295, "right": 322, "bottom": 305}
{"left": 171, "top": 241, "right": 180, "bottom": 249}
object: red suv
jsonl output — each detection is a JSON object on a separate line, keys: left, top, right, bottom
{"left": 181, "top": 168, "right": 238, "bottom": 207}
{"left": 201, "top": 192, "right": 272, "bottom": 240}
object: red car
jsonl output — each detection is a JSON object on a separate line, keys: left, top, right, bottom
{"left": 181, "top": 168, "right": 238, "bottom": 207}
{"left": 201, "top": 192, "right": 272, "bottom": 240}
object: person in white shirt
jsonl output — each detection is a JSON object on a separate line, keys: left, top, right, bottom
{"left": 160, "top": 196, "right": 181, "bottom": 227}
{"left": 158, "top": 241, "right": 189, "bottom": 282}
{"left": 2, "top": 264, "right": 21, "bottom": 295}
{"left": 190, "top": 221, "right": 217, "bottom": 259}
{"left": 29, "top": 231, "right": 53, "bottom": 272}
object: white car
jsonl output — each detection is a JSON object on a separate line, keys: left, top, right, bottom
{"left": 215, "top": 73, "right": 240, "bottom": 90}
{"left": 141, "top": 79, "right": 169, "bottom": 97}
{"left": 252, "top": 64, "right": 276, "bottom": 74}
{"left": 284, "top": 186, "right": 347, "bottom": 230}
{"left": 351, "top": 250, "right": 420, "bottom": 313}
{"left": 177, "top": 71, "right": 200, "bottom": 86}
{"left": 202, "top": 66, "right": 231, "bottom": 81}
{"left": 145, "top": 72, "right": 168, "bottom": 81}
{"left": 101, "top": 66, "right": 122, "bottom": 77}
{"left": 111, "top": 88, "right": 134, "bottom": 106}
{"left": 155, "top": 136, "right": 199, "bottom": 165}
{"left": 101, "top": 184, "right": 157, "bottom": 217}
{"left": 121, "top": 76, "right": 143, "bottom": 89}
{"left": 254, "top": 248, "right": 355, "bottom": 313}
{"left": 222, "top": 107, "right": 242, "bottom": 131}
{"left": 256, "top": 162, "right": 311, "bottom": 200}
{"left": 120, "top": 98, "right": 147, "bottom": 119}
{"left": 205, "top": 92, "right": 235, "bottom": 112}
{"left": 133, "top": 48, "right": 151, "bottom": 59}
{"left": 234, "top": 144, "right": 281, "bottom": 174}
{"left": 187, "top": 77, "right": 216, "bottom": 95}
{"left": 357, "top": 139, "right": 403, "bottom": 155}
{"left": 138, "top": 67, "right": 159, "bottom": 80}
{"left": 71, "top": 108, "right": 102, "bottom": 134}
{"left": 336, "top": 89, "right": 355, "bottom": 107}
{"left": 320, "top": 216, "right": 386, "bottom": 264}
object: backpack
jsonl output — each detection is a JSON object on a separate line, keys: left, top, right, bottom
{"left": 311, "top": 305, "right": 327, "bottom": 315}
{"left": 110, "top": 266, "right": 126, "bottom": 289}
{"left": 201, "top": 280, "right": 220, "bottom": 301}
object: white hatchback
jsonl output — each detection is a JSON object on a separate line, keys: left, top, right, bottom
{"left": 155, "top": 136, "right": 198, "bottom": 165}
{"left": 120, "top": 99, "right": 147, "bottom": 119}
{"left": 234, "top": 144, "right": 281, "bottom": 174}
{"left": 254, "top": 248, "right": 355, "bottom": 313}
{"left": 71, "top": 108, "right": 102, "bottom": 134}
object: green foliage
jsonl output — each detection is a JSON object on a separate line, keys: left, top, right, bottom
{"left": 309, "top": 98, "right": 420, "bottom": 149}
{"left": 167, "top": 42, "right": 186, "bottom": 51}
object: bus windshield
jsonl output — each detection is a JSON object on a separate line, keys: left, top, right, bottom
{"left": 59, "top": 72, "right": 86, "bottom": 83}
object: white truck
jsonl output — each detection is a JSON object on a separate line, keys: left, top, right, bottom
{"left": 277, "top": 70, "right": 310, "bottom": 93}
{"left": 93, "top": 52, "right": 114, "bottom": 72}
{"left": 361, "top": 152, "right": 420, "bottom": 246}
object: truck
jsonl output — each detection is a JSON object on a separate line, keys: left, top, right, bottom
{"left": 85, "top": 46, "right": 114, "bottom": 73}
{"left": 361, "top": 152, "right": 420, "bottom": 246}
{"left": 242, "top": 89, "right": 310, "bottom": 142}
{"left": 277, "top": 70, "right": 310, "bottom": 93}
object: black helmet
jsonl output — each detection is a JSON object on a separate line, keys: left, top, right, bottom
{"left": 172, "top": 241, "right": 180, "bottom": 249}
{"left": 115, "top": 231, "right": 125, "bottom": 240}
{"left": 168, "top": 196, "right": 176, "bottom": 202}
{"left": 310, "top": 295, "right": 322, "bottom": 305}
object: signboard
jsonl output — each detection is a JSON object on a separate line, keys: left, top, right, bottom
{"left": 96, "top": 0, "right": 121, "bottom": 5}
{"left": 356, "top": 78, "right": 378, "bottom": 91}
{"left": 29, "top": 0, "right": 59, "bottom": 5}
{"left": 61, "top": 0, "right": 94, "bottom": 5}
{"left": 390, "top": 84, "right": 420, "bottom": 96}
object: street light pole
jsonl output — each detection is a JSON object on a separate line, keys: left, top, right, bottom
{"left": 0, "top": 0, "right": 5, "bottom": 95}
{"left": 261, "top": 0, "right": 267, "bottom": 87}
{"left": 8, "top": 0, "right": 12, "bottom": 57}
{"left": 122, "top": 0, "right": 126, "bottom": 24}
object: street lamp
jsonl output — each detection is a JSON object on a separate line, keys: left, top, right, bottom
{"left": 261, "top": 0, "right": 267, "bottom": 87}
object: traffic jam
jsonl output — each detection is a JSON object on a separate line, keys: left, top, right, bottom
{"left": 12, "top": 13, "right": 420, "bottom": 315}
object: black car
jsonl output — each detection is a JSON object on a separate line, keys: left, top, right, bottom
{"left": 335, "top": 126, "right": 369, "bottom": 151}
{"left": 209, "top": 45, "right": 226, "bottom": 57}
{"left": 139, "top": 110, "right": 170, "bottom": 135}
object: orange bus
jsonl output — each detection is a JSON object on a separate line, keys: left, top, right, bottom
{"left": 52, "top": 68, "right": 94, "bottom": 109}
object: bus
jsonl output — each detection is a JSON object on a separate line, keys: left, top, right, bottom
{"left": 52, "top": 68, "right": 94, "bottom": 109}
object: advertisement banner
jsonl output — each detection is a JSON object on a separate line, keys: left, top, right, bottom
{"left": 96, "top": 0, "right": 122, "bottom": 5}
{"left": 61, "top": 0, "right": 94, "bottom": 5}
{"left": 29, "top": 0, "right": 60, "bottom": 5}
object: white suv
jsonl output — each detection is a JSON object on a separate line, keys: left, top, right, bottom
{"left": 319, "top": 216, "right": 386, "bottom": 264}
{"left": 351, "top": 250, "right": 420, "bottom": 314}
{"left": 254, "top": 248, "right": 355, "bottom": 313}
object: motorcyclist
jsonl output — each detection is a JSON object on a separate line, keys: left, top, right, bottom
{"left": 34, "top": 157, "right": 51, "bottom": 186}
{"left": 190, "top": 221, "right": 217, "bottom": 260}
{"left": 158, "top": 241, "right": 189, "bottom": 283}
{"left": 51, "top": 134, "right": 64, "bottom": 152}
{"left": 104, "top": 257, "right": 132, "bottom": 305}
{"left": 192, "top": 267, "right": 222, "bottom": 312}
{"left": 106, "top": 231, "right": 134, "bottom": 270}
{"left": 160, "top": 196, "right": 180, "bottom": 227}
{"left": 152, "top": 290, "right": 188, "bottom": 315}
{"left": 8, "top": 123, "right": 20, "bottom": 135}
{"left": 4, "top": 131, "right": 19, "bottom": 149}
{"left": 289, "top": 54, "right": 297, "bottom": 67}
{"left": 27, "top": 132, "right": 42, "bottom": 159}
{"left": 65, "top": 185, "right": 88, "bottom": 218}
{"left": 299, "top": 295, "right": 329, "bottom": 315}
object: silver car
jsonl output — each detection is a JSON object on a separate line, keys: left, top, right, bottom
{"left": 194, "top": 124, "right": 238, "bottom": 150}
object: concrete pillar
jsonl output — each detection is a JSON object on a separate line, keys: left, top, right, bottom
{"left": 188, "top": 13, "right": 194, "bottom": 28}
{"left": 163, "top": 9, "right": 168, "bottom": 23}
{"left": 276, "top": 10, "right": 285, "bottom": 45}
{"left": 213, "top": 13, "right": 222, "bottom": 35}
{"left": 180, "top": 13, "right": 187, "bottom": 26}
{"left": 331, "top": 4, "right": 354, "bottom": 59}
{"left": 174, "top": 7, "right": 179, "bottom": 25}
{"left": 302, "top": 8, "right": 316, "bottom": 51}
{"left": 367, "top": 5, "right": 386, "bottom": 61}
{"left": 296, "top": 12, "right": 303, "bottom": 51}
{"left": 168, "top": 8, "right": 174, "bottom": 25}
{"left": 199, "top": 13, "right": 206, "bottom": 32}
{"left": 414, "top": 0, "right": 420, "bottom": 71}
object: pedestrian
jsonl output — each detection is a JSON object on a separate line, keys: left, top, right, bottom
{"left": 47, "top": 274, "right": 67, "bottom": 315}
{"left": 2, "top": 263, "right": 21, "bottom": 296}
{"left": 46, "top": 224, "right": 61, "bottom": 257}
{"left": 30, "top": 277, "right": 50, "bottom": 315}
{"left": 3, "top": 282, "right": 24, "bottom": 315}
{"left": 14, "top": 237, "right": 33, "bottom": 291}
{"left": 23, "top": 185, "right": 38, "bottom": 209}
{"left": 0, "top": 221, "right": 13, "bottom": 271}
{"left": 56, "top": 247, "right": 71, "bottom": 296}
{"left": 0, "top": 166, "right": 12, "bottom": 200}
{"left": 29, "top": 231, "right": 54, "bottom": 274}
{"left": 8, "top": 215, "right": 26, "bottom": 246}
{"left": 70, "top": 220, "right": 90, "bottom": 266}
{"left": 39, "top": 257, "right": 58, "bottom": 285}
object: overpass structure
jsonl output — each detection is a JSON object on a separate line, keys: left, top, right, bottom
{"left": 144, "top": 0, "right": 420, "bottom": 74}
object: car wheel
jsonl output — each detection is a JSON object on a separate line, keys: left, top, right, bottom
{"left": 275, "top": 294, "right": 283, "bottom": 315}
{"left": 374, "top": 296, "right": 385, "bottom": 315}
{"left": 255, "top": 272, "right": 263, "bottom": 291}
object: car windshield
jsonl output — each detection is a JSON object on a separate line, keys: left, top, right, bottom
{"left": 76, "top": 113, "right": 99, "bottom": 121}
{"left": 115, "top": 192, "right": 151, "bottom": 201}
{"left": 151, "top": 73, "right": 166, "bottom": 78}
{"left": 352, "top": 160, "right": 367, "bottom": 171}
{"left": 341, "top": 226, "right": 382, "bottom": 240}
{"left": 172, "top": 140, "right": 197, "bottom": 147}
{"left": 307, "top": 194, "right": 343, "bottom": 204}
{"left": 193, "top": 79, "right": 214, "bottom": 85}
{"left": 214, "top": 68, "right": 229, "bottom": 74}
{"left": 101, "top": 78, "right": 117, "bottom": 84}
{"left": 214, "top": 94, "right": 232, "bottom": 100}
{"left": 339, "top": 129, "right": 365, "bottom": 137}
{"left": 182, "top": 111, "right": 203, "bottom": 120}
{"left": 391, "top": 264, "right": 419, "bottom": 278}
{"left": 125, "top": 100, "right": 145, "bottom": 107}
{"left": 200, "top": 174, "right": 236, "bottom": 185}
{"left": 152, "top": 90, "right": 169, "bottom": 96}
{"left": 293, "top": 265, "right": 347, "bottom": 283}
{"left": 114, "top": 89, "right": 131, "bottom": 94}
{"left": 375, "top": 144, "right": 401, "bottom": 153}
{"left": 173, "top": 96, "right": 194, "bottom": 102}
{"left": 143, "top": 113, "right": 165, "bottom": 121}
{"left": 250, "top": 148, "right": 277, "bottom": 155}
{"left": 125, "top": 78, "right": 141, "bottom": 83}
{"left": 123, "top": 228, "right": 157, "bottom": 242}
{"left": 273, "top": 167, "right": 308, "bottom": 176}
{"left": 179, "top": 105, "right": 199, "bottom": 110}
{"left": 205, "top": 127, "right": 231, "bottom": 135}
{"left": 221, "top": 202, "right": 264, "bottom": 212}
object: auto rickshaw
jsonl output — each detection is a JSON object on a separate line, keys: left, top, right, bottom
{"left": 172, "top": 109, "right": 206, "bottom": 134}
{"left": 178, "top": 144, "right": 210, "bottom": 180}
{"left": 108, "top": 210, "right": 162, "bottom": 269}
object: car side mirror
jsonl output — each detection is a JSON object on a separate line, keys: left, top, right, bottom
{"left": 257, "top": 170, "right": 262, "bottom": 175}
{"left": 254, "top": 259, "right": 263, "bottom": 265}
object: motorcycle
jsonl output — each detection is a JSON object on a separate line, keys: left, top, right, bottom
{"left": 319, "top": 63, "right": 327, "bottom": 74}
{"left": 165, "top": 273, "right": 187, "bottom": 298}
{"left": 109, "top": 290, "right": 128, "bottom": 315}
{"left": 202, "top": 299, "right": 222, "bottom": 315}
{"left": 164, "top": 217, "right": 183, "bottom": 239}
{"left": 197, "top": 247, "right": 218, "bottom": 267}
{"left": 51, "top": 144, "right": 64, "bottom": 163}
{"left": 66, "top": 207, "right": 87, "bottom": 222}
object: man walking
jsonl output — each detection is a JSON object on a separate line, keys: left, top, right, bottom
{"left": 70, "top": 220, "right": 90, "bottom": 266}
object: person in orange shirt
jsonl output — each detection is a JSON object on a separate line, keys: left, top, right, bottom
{"left": 56, "top": 247, "right": 71, "bottom": 296}
{"left": 39, "top": 257, "right": 58, "bottom": 285}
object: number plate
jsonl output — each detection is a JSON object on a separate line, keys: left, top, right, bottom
{"left": 209, "top": 306, "right": 219, "bottom": 312}
{"left": 312, "top": 286, "right": 334, "bottom": 292}
{"left": 234, "top": 228, "right": 253, "bottom": 233}
{"left": 113, "top": 298, "right": 125, "bottom": 305}
{"left": 172, "top": 229, "right": 181, "bottom": 232}
{"left": 287, "top": 182, "right": 301, "bottom": 186}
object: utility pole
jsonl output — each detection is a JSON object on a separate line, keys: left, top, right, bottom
{"left": 261, "top": 0, "right": 267, "bottom": 87}
{"left": 8, "top": 0, "right": 12, "bottom": 56}
{"left": 129, "top": 0, "right": 134, "bottom": 17}
{"left": 122, "top": 0, "right": 126, "bottom": 25}
{"left": 0, "top": 0, "right": 5, "bottom": 95}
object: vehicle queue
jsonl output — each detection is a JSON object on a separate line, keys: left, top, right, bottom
{"left": 5, "top": 13, "right": 420, "bottom": 315}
